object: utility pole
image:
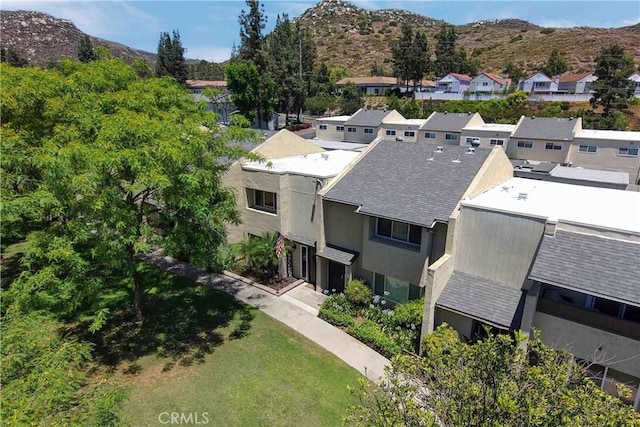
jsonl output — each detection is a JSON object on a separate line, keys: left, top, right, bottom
{"left": 299, "top": 37, "right": 303, "bottom": 120}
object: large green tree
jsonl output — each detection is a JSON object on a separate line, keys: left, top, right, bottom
{"left": 186, "top": 59, "right": 225, "bottom": 80}
{"left": 434, "top": 24, "right": 473, "bottom": 77}
{"left": 155, "top": 30, "right": 188, "bottom": 84}
{"left": 1, "top": 60, "right": 256, "bottom": 321}
{"left": 236, "top": 0, "right": 275, "bottom": 128}
{"left": 542, "top": 48, "right": 568, "bottom": 77}
{"left": 346, "top": 325, "right": 637, "bottom": 426}
{"left": 0, "top": 45, "right": 28, "bottom": 67}
{"left": 392, "top": 24, "right": 414, "bottom": 88}
{"left": 590, "top": 43, "right": 636, "bottom": 122}
{"left": 77, "top": 35, "right": 97, "bottom": 63}
{"left": 339, "top": 81, "right": 363, "bottom": 115}
{"left": 503, "top": 61, "right": 525, "bottom": 90}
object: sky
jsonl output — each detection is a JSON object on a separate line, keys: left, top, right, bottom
{"left": 2, "top": 0, "right": 639, "bottom": 62}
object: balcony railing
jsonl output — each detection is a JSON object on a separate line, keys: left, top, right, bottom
{"left": 537, "top": 299, "right": 640, "bottom": 340}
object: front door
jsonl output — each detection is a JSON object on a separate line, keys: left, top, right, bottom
{"left": 300, "top": 246, "right": 309, "bottom": 281}
{"left": 328, "top": 261, "right": 345, "bottom": 293}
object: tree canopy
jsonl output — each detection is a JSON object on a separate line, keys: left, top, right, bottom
{"left": 346, "top": 325, "right": 638, "bottom": 426}
{"left": 339, "top": 81, "right": 363, "bottom": 115}
{"left": 77, "top": 35, "right": 97, "bottom": 63}
{"left": 590, "top": 43, "right": 636, "bottom": 122}
{"left": 1, "top": 59, "right": 257, "bottom": 322}
{"left": 155, "top": 29, "right": 188, "bottom": 84}
{"left": 542, "top": 48, "right": 568, "bottom": 77}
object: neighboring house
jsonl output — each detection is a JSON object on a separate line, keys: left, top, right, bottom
{"left": 460, "top": 123, "right": 515, "bottom": 149}
{"left": 342, "top": 108, "right": 405, "bottom": 143}
{"left": 557, "top": 72, "right": 596, "bottom": 94}
{"left": 379, "top": 119, "right": 428, "bottom": 143}
{"left": 317, "top": 141, "right": 514, "bottom": 303}
{"left": 630, "top": 72, "right": 640, "bottom": 96}
{"left": 186, "top": 79, "right": 227, "bottom": 94}
{"left": 424, "top": 177, "right": 640, "bottom": 410}
{"left": 519, "top": 72, "right": 557, "bottom": 93}
{"left": 507, "top": 116, "right": 581, "bottom": 163}
{"left": 435, "top": 73, "right": 472, "bottom": 93}
{"left": 418, "top": 111, "right": 485, "bottom": 145}
{"left": 335, "top": 76, "right": 398, "bottom": 96}
{"left": 316, "top": 115, "right": 351, "bottom": 141}
{"left": 396, "top": 79, "right": 437, "bottom": 93}
{"left": 469, "top": 73, "right": 510, "bottom": 93}
{"left": 570, "top": 129, "right": 640, "bottom": 185}
{"left": 513, "top": 161, "right": 629, "bottom": 190}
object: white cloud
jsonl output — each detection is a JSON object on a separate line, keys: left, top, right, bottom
{"left": 537, "top": 18, "right": 578, "bottom": 28}
{"left": 185, "top": 46, "right": 232, "bottom": 63}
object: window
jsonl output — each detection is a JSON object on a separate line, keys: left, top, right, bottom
{"left": 319, "top": 124, "right": 327, "bottom": 130}
{"left": 490, "top": 139, "right": 504, "bottom": 146}
{"left": 336, "top": 125, "right": 344, "bottom": 131}
{"left": 386, "top": 130, "right": 396, "bottom": 136}
{"left": 347, "top": 127, "right": 357, "bottom": 133}
{"left": 373, "top": 273, "right": 410, "bottom": 302}
{"left": 404, "top": 131, "right": 415, "bottom": 137}
{"left": 578, "top": 145, "right": 597, "bottom": 153}
{"left": 482, "top": 81, "right": 489, "bottom": 86}
{"left": 249, "top": 189, "right": 277, "bottom": 213}
{"left": 376, "top": 218, "right": 421, "bottom": 246}
{"left": 517, "top": 140, "right": 533, "bottom": 148}
{"left": 618, "top": 147, "right": 639, "bottom": 157}
{"left": 424, "top": 132, "right": 436, "bottom": 139}
{"left": 545, "top": 142, "right": 562, "bottom": 150}
{"left": 364, "top": 128, "right": 374, "bottom": 134}
{"left": 445, "top": 133, "right": 458, "bottom": 141}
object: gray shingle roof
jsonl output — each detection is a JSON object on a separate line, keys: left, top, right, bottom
{"left": 512, "top": 117, "right": 578, "bottom": 141}
{"left": 285, "top": 233, "right": 316, "bottom": 247}
{"left": 437, "top": 271, "right": 526, "bottom": 330}
{"left": 344, "top": 109, "right": 392, "bottom": 127}
{"left": 530, "top": 231, "right": 640, "bottom": 305}
{"left": 316, "top": 245, "right": 358, "bottom": 265}
{"left": 421, "top": 112, "right": 480, "bottom": 132}
{"left": 323, "top": 141, "right": 492, "bottom": 226}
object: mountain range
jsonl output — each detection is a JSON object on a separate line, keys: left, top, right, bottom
{"left": 2, "top": 2, "right": 639, "bottom": 76}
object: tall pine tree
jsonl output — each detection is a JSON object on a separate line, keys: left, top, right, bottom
{"left": 590, "top": 44, "right": 635, "bottom": 123}
{"left": 77, "top": 35, "right": 97, "bottom": 63}
{"left": 155, "top": 30, "right": 187, "bottom": 84}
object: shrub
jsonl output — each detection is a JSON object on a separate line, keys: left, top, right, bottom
{"left": 509, "top": 34, "right": 523, "bottom": 43}
{"left": 389, "top": 20, "right": 398, "bottom": 27}
{"left": 540, "top": 28, "right": 555, "bottom": 34}
{"left": 348, "top": 320, "right": 401, "bottom": 358}
{"left": 345, "top": 279, "right": 372, "bottom": 306}
{"left": 319, "top": 294, "right": 355, "bottom": 327}
{"left": 389, "top": 298, "right": 423, "bottom": 329}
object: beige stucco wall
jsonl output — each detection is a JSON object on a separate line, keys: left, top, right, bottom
{"left": 343, "top": 125, "right": 380, "bottom": 143}
{"left": 224, "top": 162, "right": 246, "bottom": 244}
{"left": 534, "top": 312, "right": 640, "bottom": 379}
{"left": 242, "top": 171, "right": 282, "bottom": 237}
{"left": 459, "top": 129, "right": 512, "bottom": 149}
{"left": 569, "top": 137, "right": 640, "bottom": 182}
{"left": 506, "top": 138, "right": 571, "bottom": 163}
{"left": 435, "top": 307, "right": 475, "bottom": 339}
{"left": 378, "top": 123, "right": 421, "bottom": 142}
{"left": 361, "top": 216, "right": 430, "bottom": 286}
{"left": 286, "top": 175, "right": 324, "bottom": 241}
{"left": 420, "top": 253, "right": 455, "bottom": 337}
{"left": 316, "top": 120, "right": 346, "bottom": 141}
{"left": 416, "top": 130, "right": 461, "bottom": 145}
{"left": 255, "top": 129, "right": 325, "bottom": 158}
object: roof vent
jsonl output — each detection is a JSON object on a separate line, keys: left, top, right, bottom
{"left": 531, "top": 116, "right": 535, "bottom": 119}
{"left": 435, "top": 146, "right": 444, "bottom": 153}
{"left": 569, "top": 116, "right": 574, "bottom": 121}
{"left": 501, "top": 185, "right": 511, "bottom": 192}
{"left": 452, "top": 154, "right": 461, "bottom": 163}
{"left": 321, "top": 153, "right": 329, "bottom": 160}
{"left": 517, "top": 192, "right": 528, "bottom": 200}
{"left": 466, "top": 147, "right": 475, "bottom": 154}
{"left": 467, "top": 111, "right": 472, "bottom": 116}
{"left": 444, "top": 111, "right": 448, "bottom": 115}
{"left": 427, "top": 152, "right": 434, "bottom": 161}
{"left": 396, "top": 137, "right": 404, "bottom": 142}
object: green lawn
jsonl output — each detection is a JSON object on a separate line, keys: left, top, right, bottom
{"left": 99, "top": 268, "right": 364, "bottom": 427}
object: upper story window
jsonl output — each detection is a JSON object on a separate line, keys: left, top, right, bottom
{"left": 319, "top": 124, "right": 327, "bottom": 130}
{"left": 445, "top": 133, "right": 458, "bottom": 141}
{"left": 517, "top": 140, "right": 534, "bottom": 148}
{"left": 386, "top": 130, "right": 396, "bottom": 136}
{"left": 545, "top": 142, "right": 562, "bottom": 151}
{"left": 578, "top": 145, "right": 597, "bottom": 153}
{"left": 347, "top": 127, "right": 357, "bottom": 133}
{"left": 336, "top": 125, "right": 344, "bottom": 131}
{"left": 364, "top": 128, "right": 374, "bottom": 134}
{"left": 424, "top": 132, "right": 436, "bottom": 139}
{"left": 249, "top": 189, "right": 277, "bottom": 213}
{"left": 375, "top": 218, "right": 421, "bottom": 246}
{"left": 618, "top": 147, "right": 639, "bottom": 157}
{"left": 490, "top": 139, "right": 504, "bottom": 146}
{"left": 482, "top": 81, "right": 489, "bottom": 86}
{"left": 404, "top": 131, "right": 415, "bottom": 137}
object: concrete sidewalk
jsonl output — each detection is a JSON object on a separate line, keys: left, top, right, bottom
{"left": 142, "top": 251, "right": 390, "bottom": 382}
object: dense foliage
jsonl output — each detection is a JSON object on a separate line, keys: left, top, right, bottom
{"left": 155, "top": 29, "right": 188, "bottom": 84}
{"left": 339, "top": 81, "right": 364, "bottom": 115}
{"left": 319, "top": 293, "right": 423, "bottom": 357}
{"left": 346, "top": 325, "right": 639, "bottom": 426}
{"left": 77, "top": 35, "right": 97, "bottom": 63}
{"left": 391, "top": 24, "right": 429, "bottom": 91}
{"left": 1, "top": 60, "right": 256, "bottom": 322}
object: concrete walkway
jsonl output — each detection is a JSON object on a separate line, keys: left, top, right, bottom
{"left": 142, "top": 251, "right": 390, "bottom": 382}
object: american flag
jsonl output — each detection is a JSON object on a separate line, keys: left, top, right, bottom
{"left": 275, "top": 234, "right": 285, "bottom": 258}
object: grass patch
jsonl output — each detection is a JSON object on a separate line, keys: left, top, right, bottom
{"left": 119, "top": 308, "right": 362, "bottom": 426}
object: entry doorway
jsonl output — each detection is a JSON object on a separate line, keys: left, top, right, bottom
{"left": 328, "top": 261, "right": 345, "bottom": 293}
{"left": 301, "top": 246, "right": 309, "bottom": 281}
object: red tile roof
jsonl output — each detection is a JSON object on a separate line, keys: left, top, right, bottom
{"left": 186, "top": 80, "right": 227, "bottom": 88}
{"left": 558, "top": 72, "right": 593, "bottom": 83}
{"left": 336, "top": 76, "right": 398, "bottom": 86}
{"left": 449, "top": 73, "right": 472, "bottom": 81}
